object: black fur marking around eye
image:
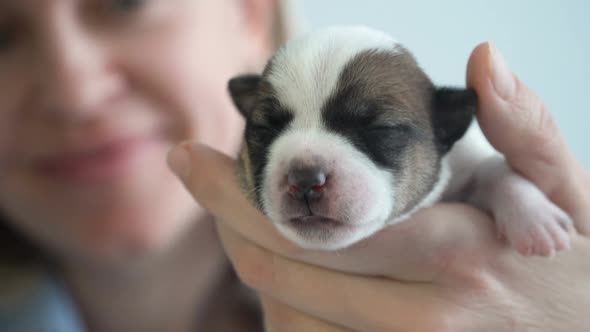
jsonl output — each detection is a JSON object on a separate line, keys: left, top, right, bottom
{"left": 262, "top": 106, "right": 294, "bottom": 129}
{"left": 322, "top": 86, "right": 416, "bottom": 171}
{"left": 358, "top": 124, "right": 417, "bottom": 169}
{"left": 246, "top": 104, "right": 294, "bottom": 206}
{"left": 323, "top": 85, "right": 381, "bottom": 126}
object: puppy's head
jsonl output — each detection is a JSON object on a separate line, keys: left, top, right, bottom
{"left": 230, "top": 26, "right": 476, "bottom": 250}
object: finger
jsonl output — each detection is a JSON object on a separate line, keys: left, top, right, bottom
{"left": 169, "top": 142, "right": 506, "bottom": 280}
{"left": 217, "top": 223, "right": 455, "bottom": 332}
{"left": 261, "top": 297, "right": 354, "bottom": 332}
{"left": 466, "top": 42, "right": 590, "bottom": 234}
{"left": 222, "top": 221, "right": 590, "bottom": 332}
{"left": 167, "top": 142, "right": 298, "bottom": 252}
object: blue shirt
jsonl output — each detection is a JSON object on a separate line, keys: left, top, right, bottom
{"left": 0, "top": 265, "right": 263, "bottom": 332}
{"left": 0, "top": 267, "right": 84, "bottom": 332}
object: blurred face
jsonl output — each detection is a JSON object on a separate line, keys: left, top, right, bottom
{"left": 0, "top": 0, "right": 273, "bottom": 261}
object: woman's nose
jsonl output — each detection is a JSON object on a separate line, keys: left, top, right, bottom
{"left": 37, "top": 15, "right": 123, "bottom": 122}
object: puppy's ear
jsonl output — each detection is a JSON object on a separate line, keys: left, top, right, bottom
{"left": 228, "top": 74, "right": 262, "bottom": 118}
{"left": 432, "top": 87, "right": 477, "bottom": 153}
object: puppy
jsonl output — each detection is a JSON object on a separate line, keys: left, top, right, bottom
{"left": 229, "top": 26, "right": 572, "bottom": 256}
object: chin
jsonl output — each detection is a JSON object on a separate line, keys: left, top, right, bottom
{"left": 26, "top": 168, "right": 204, "bottom": 263}
{"left": 273, "top": 218, "right": 385, "bottom": 251}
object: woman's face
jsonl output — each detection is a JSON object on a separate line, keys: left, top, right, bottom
{"left": 0, "top": 0, "right": 273, "bottom": 261}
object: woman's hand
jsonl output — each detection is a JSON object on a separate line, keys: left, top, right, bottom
{"left": 168, "top": 42, "right": 590, "bottom": 331}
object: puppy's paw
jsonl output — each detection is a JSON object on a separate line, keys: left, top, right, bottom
{"left": 492, "top": 174, "right": 573, "bottom": 257}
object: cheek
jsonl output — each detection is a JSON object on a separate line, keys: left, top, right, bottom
{"left": 0, "top": 116, "right": 18, "bottom": 167}
{"left": 121, "top": 8, "right": 253, "bottom": 156}
{"left": 0, "top": 157, "right": 204, "bottom": 260}
{"left": 0, "top": 68, "right": 32, "bottom": 165}
{"left": 327, "top": 164, "right": 379, "bottom": 221}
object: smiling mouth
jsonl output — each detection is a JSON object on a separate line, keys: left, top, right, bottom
{"left": 32, "top": 136, "right": 157, "bottom": 184}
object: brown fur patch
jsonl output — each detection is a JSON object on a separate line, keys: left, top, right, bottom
{"left": 334, "top": 48, "right": 442, "bottom": 216}
{"left": 338, "top": 48, "right": 435, "bottom": 126}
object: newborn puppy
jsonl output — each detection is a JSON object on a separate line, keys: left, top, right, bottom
{"left": 229, "top": 26, "right": 572, "bottom": 255}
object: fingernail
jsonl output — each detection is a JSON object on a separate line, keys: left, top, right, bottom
{"left": 488, "top": 42, "right": 516, "bottom": 100}
{"left": 167, "top": 142, "right": 191, "bottom": 179}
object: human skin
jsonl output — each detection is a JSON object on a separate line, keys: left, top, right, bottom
{"left": 168, "top": 42, "right": 590, "bottom": 331}
{"left": 0, "top": 0, "right": 275, "bottom": 331}
{"left": 0, "top": 0, "right": 269, "bottom": 260}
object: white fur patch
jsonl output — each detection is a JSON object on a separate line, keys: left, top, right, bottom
{"left": 267, "top": 26, "right": 400, "bottom": 129}
{"left": 442, "top": 121, "right": 497, "bottom": 200}
{"left": 262, "top": 127, "right": 395, "bottom": 249}
{"left": 393, "top": 158, "right": 452, "bottom": 223}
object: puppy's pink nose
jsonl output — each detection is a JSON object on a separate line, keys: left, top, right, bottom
{"left": 288, "top": 166, "right": 326, "bottom": 201}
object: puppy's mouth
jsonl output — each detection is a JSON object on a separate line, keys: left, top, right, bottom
{"left": 274, "top": 213, "right": 372, "bottom": 250}
{"left": 282, "top": 214, "right": 356, "bottom": 239}
{"left": 288, "top": 215, "right": 346, "bottom": 228}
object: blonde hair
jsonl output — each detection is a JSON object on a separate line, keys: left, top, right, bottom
{"left": 272, "top": 0, "right": 304, "bottom": 48}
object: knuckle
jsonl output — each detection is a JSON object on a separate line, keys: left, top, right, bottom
{"left": 513, "top": 92, "right": 562, "bottom": 161}
{"left": 366, "top": 316, "right": 404, "bottom": 332}
{"left": 431, "top": 248, "right": 497, "bottom": 292}
{"left": 264, "top": 317, "right": 293, "bottom": 332}
{"left": 459, "top": 268, "right": 500, "bottom": 293}
{"left": 231, "top": 245, "right": 276, "bottom": 291}
{"left": 262, "top": 304, "right": 299, "bottom": 332}
{"left": 185, "top": 175, "right": 214, "bottom": 209}
{"left": 422, "top": 214, "right": 495, "bottom": 290}
{"left": 420, "top": 300, "right": 500, "bottom": 332}
{"left": 424, "top": 313, "right": 456, "bottom": 332}
{"left": 280, "top": 240, "right": 308, "bottom": 259}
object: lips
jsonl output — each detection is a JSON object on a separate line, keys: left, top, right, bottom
{"left": 289, "top": 215, "right": 341, "bottom": 225}
{"left": 32, "top": 136, "right": 157, "bottom": 184}
{"left": 287, "top": 215, "right": 350, "bottom": 232}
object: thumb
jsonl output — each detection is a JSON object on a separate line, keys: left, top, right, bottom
{"left": 467, "top": 42, "right": 590, "bottom": 235}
